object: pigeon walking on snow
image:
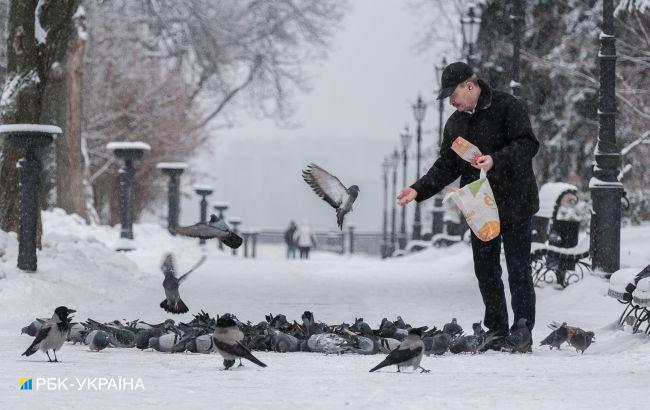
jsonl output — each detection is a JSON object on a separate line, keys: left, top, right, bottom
{"left": 569, "top": 328, "right": 595, "bottom": 354}
{"left": 159, "top": 253, "right": 206, "bottom": 314}
{"left": 175, "top": 214, "right": 243, "bottom": 248}
{"left": 302, "top": 163, "right": 359, "bottom": 230}
{"left": 369, "top": 327, "right": 429, "bottom": 373}
{"left": 22, "top": 306, "right": 75, "bottom": 362}
{"left": 503, "top": 318, "right": 532, "bottom": 353}
{"left": 540, "top": 322, "right": 569, "bottom": 350}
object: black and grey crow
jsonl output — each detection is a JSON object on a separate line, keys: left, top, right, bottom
{"left": 22, "top": 306, "right": 75, "bottom": 362}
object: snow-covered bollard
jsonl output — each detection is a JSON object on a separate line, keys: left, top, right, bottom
{"left": 212, "top": 201, "right": 230, "bottom": 250}
{"left": 193, "top": 184, "right": 213, "bottom": 245}
{"left": 227, "top": 217, "right": 242, "bottom": 256}
{"left": 0, "top": 124, "right": 62, "bottom": 272}
{"left": 106, "top": 141, "right": 151, "bottom": 251}
{"left": 240, "top": 228, "right": 259, "bottom": 258}
{"left": 347, "top": 223, "right": 356, "bottom": 254}
{"left": 157, "top": 162, "right": 188, "bottom": 235}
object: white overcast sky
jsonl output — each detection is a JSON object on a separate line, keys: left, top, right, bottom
{"left": 181, "top": 0, "right": 462, "bottom": 231}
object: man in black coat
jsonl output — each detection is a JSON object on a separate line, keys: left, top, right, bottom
{"left": 398, "top": 62, "right": 539, "bottom": 340}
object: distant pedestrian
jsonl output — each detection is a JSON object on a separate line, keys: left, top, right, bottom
{"left": 294, "top": 219, "right": 316, "bottom": 259}
{"left": 284, "top": 221, "right": 298, "bottom": 259}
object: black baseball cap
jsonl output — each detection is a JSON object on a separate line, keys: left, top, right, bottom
{"left": 437, "top": 62, "right": 474, "bottom": 100}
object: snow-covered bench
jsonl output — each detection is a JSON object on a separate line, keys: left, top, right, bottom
{"left": 608, "top": 265, "right": 650, "bottom": 334}
{"left": 530, "top": 182, "right": 591, "bottom": 288}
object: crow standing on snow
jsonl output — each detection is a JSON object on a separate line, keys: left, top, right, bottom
{"left": 213, "top": 315, "right": 267, "bottom": 370}
{"left": 175, "top": 214, "right": 243, "bottom": 249}
{"left": 369, "top": 327, "right": 429, "bottom": 373}
{"left": 159, "top": 253, "right": 206, "bottom": 314}
{"left": 22, "top": 306, "right": 75, "bottom": 362}
{"left": 302, "top": 163, "right": 359, "bottom": 230}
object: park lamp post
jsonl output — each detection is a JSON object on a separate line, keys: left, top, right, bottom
{"left": 381, "top": 157, "right": 391, "bottom": 259}
{"left": 390, "top": 150, "right": 399, "bottom": 255}
{"left": 156, "top": 162, "right": 187, "bottom": 235}
{"left": 411, "top": 95, "right": 427, "bottom": 240}
{"left": 431, "top": 56, "right": 448, "bottom": 237}
{"left": 399, "top": 126, "right": 412, "bottom": 249}
{"left": 193, "top": 184, "right": 213, "bottom": 245}
{"left": 461, "top": 3, "right": 482, "bottom": 66}
{"left": 0, "top": 124, "right": 62, "bottom": 272}
{"left": 107, "top": 141, "right": 151, "bottom": 251}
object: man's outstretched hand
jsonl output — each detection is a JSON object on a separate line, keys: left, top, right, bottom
{"left": 397, "top": 187, "right": 418, "bottom": 206}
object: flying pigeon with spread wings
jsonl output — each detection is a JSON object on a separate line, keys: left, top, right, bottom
{"left": 302, "top": 163, "right": 359, "bottom": 230}
{"left": 174, "top": 215, "right": 242, "bottom": 249}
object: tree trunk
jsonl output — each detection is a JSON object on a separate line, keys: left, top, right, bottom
{"left": 0, "top": 0, "right": 80, "bottom": 235}
{"left": 0, "top": 0, "right": 41, "bottom": 234}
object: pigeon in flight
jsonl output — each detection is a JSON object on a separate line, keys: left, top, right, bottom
{"left": 175, "top": 214, "right": 243, "bottom": 249}
{"left": 160, "top": 253, "right": 206, "bottom": 314}
{"left": 302, "top": 163, "right": 359, "bottom": 230}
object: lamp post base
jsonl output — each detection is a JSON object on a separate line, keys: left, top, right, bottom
{"left": 589, "top": 180, "right": 623, "bottom": 276}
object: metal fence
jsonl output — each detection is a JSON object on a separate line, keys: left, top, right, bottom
{"left": 257, "top": 229, "right": 385, "bottom": 256}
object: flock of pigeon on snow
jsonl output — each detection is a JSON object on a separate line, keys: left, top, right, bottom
{"left": 21, "top": 306, "right": 595, "bottom": 372}
{"left": 19, "top": 163, "right": 595, "bottom": 371}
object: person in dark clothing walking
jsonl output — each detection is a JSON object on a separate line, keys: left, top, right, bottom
{"left": 397, "top": 62, "right": 539, "bottom": 341}
{"left": 284, "top": 221, "right": 298, "bottom": 259}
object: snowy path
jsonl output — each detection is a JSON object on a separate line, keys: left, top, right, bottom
{"left": 1, "top": 211, "right": 649, "bottom": 409}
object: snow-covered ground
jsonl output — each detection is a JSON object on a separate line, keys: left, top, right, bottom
{"left": 1, "top": 210, "right": 649, "bottom": 409}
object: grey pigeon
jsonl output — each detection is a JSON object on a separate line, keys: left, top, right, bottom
{"left": 503, "top": 318, "right": 532, "bottom": 353}
{"left": 302, "top": 163, "right": 360, "bottom": 230}
{"left": 67, "top": 323, "right": 87, "bottom": 344}
{"left": 85, "top": 319, "right": 136, "bottom": 348}
{"left": 21, "top": 318, "right": 47, "bottom": 337}
{"left": 213, "top": 315, "right": 266, "bottom": 370}
{"left": 174, "top": 214, "right": 243, "bottom": 248}
{"left": 369, "top": 328, "right": 429, "bottom": 373}
{"left": 306, "top": 333, "right": 348, "bottom": 354}
{"left": 569, "top": 328, "right": 595, "bottom": 354}
{"left": 149, "top": 333, "right": 181, "bottom": 352}
{"left": 423, "top": 333, "right": 452, "bottom": 356}
{"left": 301, "top": 311, "right": 327, "bottom": 336}
{"left": 540, "top": 322, "right": 568, "bottom": 350}
{"left": 268, "top": 328, "right": 299, "bottom": 353}
{"left": 159, "top": 253, "right": 206, "bottom": 314}
{"left": 22, "top": 306, "right": 75, "bottom": 362}
{"left": 443, "top": 318, "right": 463, "bottom": 337}
{"left": 86, "top": 330, "right": 111, "bottom": 352}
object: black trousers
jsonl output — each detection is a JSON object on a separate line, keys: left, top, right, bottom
{"left": 299, "top": 247, "right": 310, "bottom": 259}
{"left": 470, "top": 217, "right": 535, "bottom": 336}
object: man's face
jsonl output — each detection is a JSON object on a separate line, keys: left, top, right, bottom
{"left": 449, "top": 81, "right": 479, "bottom": 112}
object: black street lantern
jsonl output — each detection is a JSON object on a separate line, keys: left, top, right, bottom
{"left": 193, "top": 184, "right": 213, "bottom": 245}
{"left": 390, "top": 150, "right": 399, "bottom": 255}
{"left": 461, "top": 3, "right": 482, "bottom": 65}
{"left": 381, "top": 157, "right": 391, "bottom": 259}
{"left": 0, "top": 124, "right": 62, "bottom": 272}
{"left": 590, "top": 0, "right": 624, "bottom": 275}
{"left": 399, "top": 126, "right": 412, "bottom": 249}
{"left": 157, "top": 162, "right": 187, "bottom": 235}
{"left": 228, "top": 217, "right": 242, "bottom": 256}
{"left": 213, "top": 201, "right": 230, "bottom": 250}
{"left": 510, "top": 0, "right": 524, "bottom": 97}
{"left": 411, "top": 95, "right": 427, "bottom": 240}
{"left": 107, "top": 141, "right": 151, "bottom": 251}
